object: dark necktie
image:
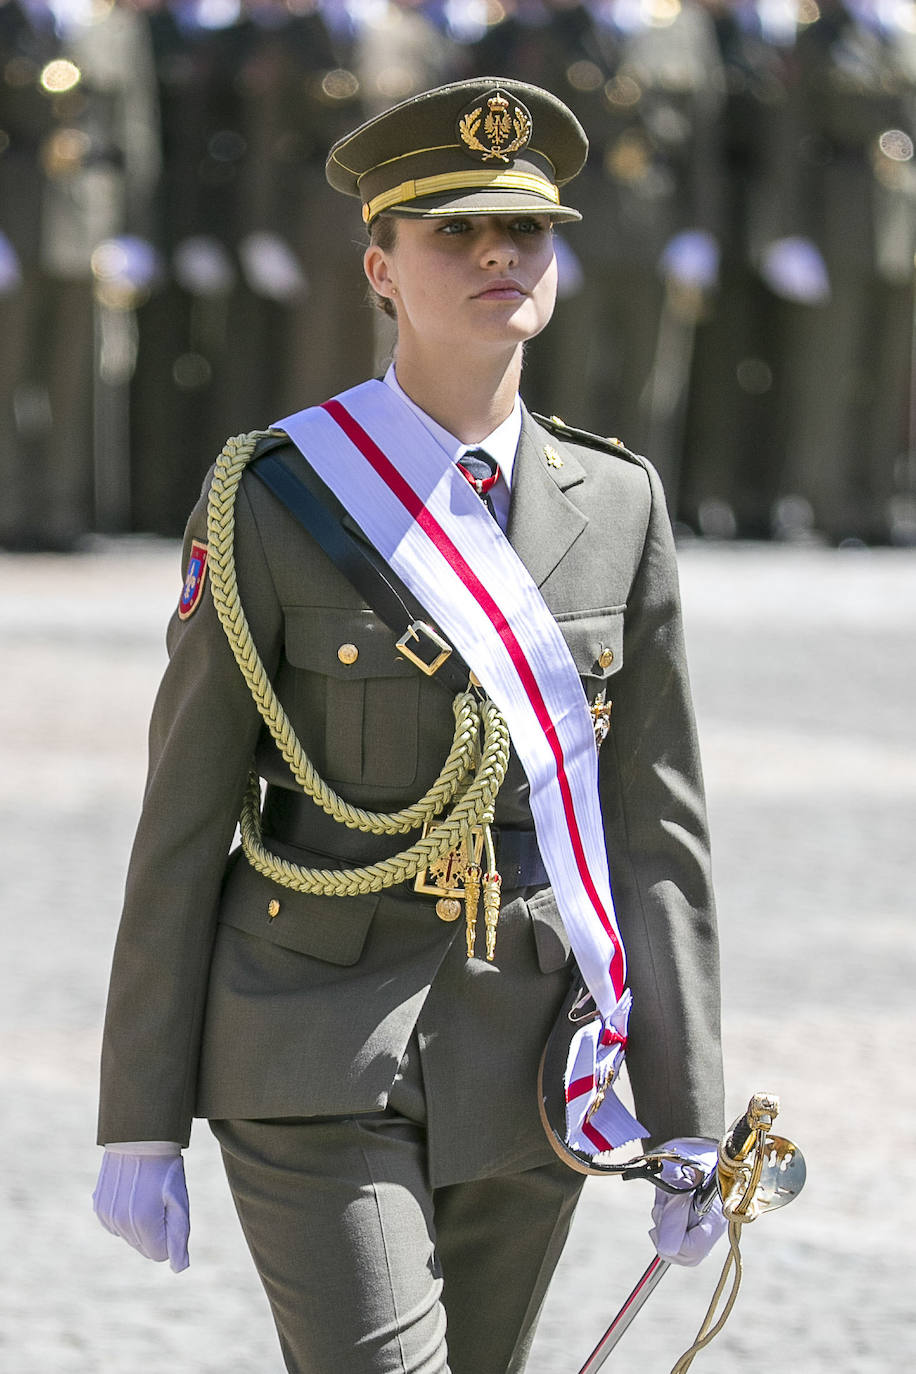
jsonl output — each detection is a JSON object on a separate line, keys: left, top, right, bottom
{"left": 456, "top": 448, "right": 500, "bottom": 517}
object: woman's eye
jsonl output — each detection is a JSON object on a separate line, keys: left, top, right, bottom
{"left": 513, "top": 217, "right": 549, "bottom": 235}
{"left": 439, "top": 219, "right": 471, "bottom": 235}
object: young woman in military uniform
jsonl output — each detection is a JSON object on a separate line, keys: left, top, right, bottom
{"left": 93, "top": 78, "right": 726, "bottom": 1374}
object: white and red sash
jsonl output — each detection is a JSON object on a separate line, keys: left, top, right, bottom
{"left": 276, "top": 380, "right": 645, "bottom": 1151}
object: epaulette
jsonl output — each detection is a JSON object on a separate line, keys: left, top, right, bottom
{"left": 532, "top": 413, "right": 645, "bottom": 466}
{"left": 250, "top": 428, "right": 293, "bottom": 462}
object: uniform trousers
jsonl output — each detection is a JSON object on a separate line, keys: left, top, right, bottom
{"left": 211, "top": 1033, "right": 585, "bottom": 1374}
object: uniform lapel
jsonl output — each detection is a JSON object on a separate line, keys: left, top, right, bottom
{"left": 337, "top": 409, "right": 590, "bottom": 591}
{"left": 506, "top": 409, "right": 588, "bottom": 588}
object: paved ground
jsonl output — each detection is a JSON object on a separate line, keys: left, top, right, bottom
{"left": 2, "top": 537, "right": 914, "bottom": 1373}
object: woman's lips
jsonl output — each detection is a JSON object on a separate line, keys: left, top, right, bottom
{"left": 474, "top": 280, "right": 526, "bottom": 300}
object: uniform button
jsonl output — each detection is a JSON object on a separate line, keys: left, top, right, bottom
{"left": 337, "top": 642, "right": 359, "bottom": 665}
{"left": 598, "top": 647, "right": 614, "bottom": 669}
{"left": 267, "top": 899, "right": 280, "bottom": 919}
{"left": 436, "top": 898, "right": 463, "bottom": 922}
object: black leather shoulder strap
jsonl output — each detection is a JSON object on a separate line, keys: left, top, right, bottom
{"left": 248, "top": 438, "right": 470, "bottom": 695}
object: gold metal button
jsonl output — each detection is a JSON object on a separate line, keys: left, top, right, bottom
{"left": 598, "top": 647, "right": 614, "bottom": 669}
{"left": 436, "top": 898, "right": 463, "bottom": 922}
{"left": 337, "top": 642, "right": 359, "bottom": 665}
{"left": 267, "top": 899, "right": 280, "bottom": 919}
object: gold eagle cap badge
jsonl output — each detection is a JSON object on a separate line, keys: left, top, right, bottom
{"left": 457, "top": 90, "right": 533, "bottom": 164}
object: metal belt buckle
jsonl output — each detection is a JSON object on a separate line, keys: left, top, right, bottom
{"left": 414, "top": 823, "right": 485, "bottom": 920}
{"left": 396, "top": 620, "right": 453, "bottom": 677}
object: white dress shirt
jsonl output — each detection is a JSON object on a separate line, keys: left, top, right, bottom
{"left": 383, "top": 363, "right": 521, "bottom": 532}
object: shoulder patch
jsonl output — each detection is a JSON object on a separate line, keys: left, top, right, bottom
{"left": 178, "top": 539, "right": 209, "bottom": 619}
{"left": 532, "top": 412, "right": 644, "bottom": 466}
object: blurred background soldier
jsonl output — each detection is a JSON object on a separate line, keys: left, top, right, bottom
{"left": 263, "top": 0, "right": 375, "bottom": 420}
{"left": 129, "top": 0, "right": 251, "bottom": 535}
{"left": 473, "top": 0, "right": 725, "bottom": 506}
{"left": 352, "top": 0, "right": 466, "bottom": 117}
{"left": 0, "top": 0, "right": 159, "bottom": 549}
{"left": 3, "top": 0, "right": 915, "bottom": 548}
{"left": 348, "top": 0, "right": 473, "bottom": 366}
{"left": 130, "top": 0, "right": 376, "bottom": 536}
{"left": 0, "top": 0, "right": 62, "bottom": 548}
{"left": 225, "top": 0, "right": 328, "bottom": 431}
{"left": 773, "top": 0, "right": 916, "bottom": 545}
{"left": 679, "top": 0, "right": 808, "bottom": 539}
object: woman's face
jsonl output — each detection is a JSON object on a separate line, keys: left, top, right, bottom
{"left": 364, "top": 213, "right": 559, "bottom": 356}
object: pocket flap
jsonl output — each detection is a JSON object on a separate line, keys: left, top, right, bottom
{"left": 554, "top": 606, "right": 625, "bottom": 680}
{"left": 283, "top": 606, "right": 416, "bottom": 681}
{"left": 219, "top": 850, "right": 380, "bottom": 965}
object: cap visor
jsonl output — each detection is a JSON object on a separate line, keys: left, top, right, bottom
{"left": 379, "top": 188, "right": 582, "bottom": 224}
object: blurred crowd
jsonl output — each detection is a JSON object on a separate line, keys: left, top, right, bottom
{"left": 1, "top": 0, "right": 914, "bottom": 550}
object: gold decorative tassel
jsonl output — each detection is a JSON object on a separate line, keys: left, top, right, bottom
{"left": 464, "top": 863, "right": 481, "bottom": 958}
{"left": 585, "top": 1065, "right": 615, "bottom": 1123}
{"left": 483, "top": 871, "right": 502, "bottom": 961}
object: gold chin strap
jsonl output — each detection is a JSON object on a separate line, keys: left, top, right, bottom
{"left": 205, "top": 432, "right": 510, "bottom": 931}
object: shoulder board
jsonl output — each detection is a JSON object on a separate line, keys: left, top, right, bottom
{"left": 531, "top": 412, "right": 645, "bottom": 466}
{"left": 250, "top": 428, "right": 294, "bottom": 463}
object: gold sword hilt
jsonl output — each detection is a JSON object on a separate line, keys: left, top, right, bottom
{"left": 717, "top": 1092, "right": 806, "bottom": 1223}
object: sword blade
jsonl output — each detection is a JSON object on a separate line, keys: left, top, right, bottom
{"left": 576, "top": 1255, "right": 671, "bottom": 1374}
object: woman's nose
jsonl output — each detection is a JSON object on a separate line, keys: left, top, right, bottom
{"left": 481, "top": 233, "right": 517, "bottom": 267}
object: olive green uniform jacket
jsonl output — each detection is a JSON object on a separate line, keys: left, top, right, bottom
{"left": 98, "top": 407, "right": 724, "bottom": 1186}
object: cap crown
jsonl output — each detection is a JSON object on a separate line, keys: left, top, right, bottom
{"left": 326, "top": 78, "right": 588, "bottom": 225}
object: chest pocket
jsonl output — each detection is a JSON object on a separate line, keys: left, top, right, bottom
{"left": 554, "top": 606, "right": 625, "bottom": 690}
{"left": 283, "top": 606, "right": 420, "bottom": 788}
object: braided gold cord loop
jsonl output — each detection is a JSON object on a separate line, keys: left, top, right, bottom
{"left": 206, "top": 432, "right": 511, "bottom": 896}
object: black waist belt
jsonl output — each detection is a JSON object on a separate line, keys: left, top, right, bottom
{"left": 262, "top": 801, "right": 548, "bottom": 890}
{"left": 492, "top": 828, "right": 548, "bottom": 888}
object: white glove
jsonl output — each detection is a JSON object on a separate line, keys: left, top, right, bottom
{"left": 92, "top": 1144, "right": 190, "bottom": 1272}
{"left": 648, "top": 1137, "right": 727, "bottom": 1267}
{"left": 239, "top": 231, "right": 308, "bottom": 302}
{"left": 659, "top": 230, "right": 720, "bottom": 291}
{"left": 173, "top": 235, "right": 237, "bottom": 297}
{"left": 0, "top": 231, "right": 22, "bottom": 296}
{"left": 90, "top": 235, "right": 162, "bottom": 292}
{"left": 759, "top": 236, "right": 830, "bottom": 304}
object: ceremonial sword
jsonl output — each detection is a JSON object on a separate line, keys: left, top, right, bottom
{"left": 575, "top": 1094, "right": 807, "bottom": 1373}
{"left": 576, "top": 1254, "right": 672, "bottom": 1374}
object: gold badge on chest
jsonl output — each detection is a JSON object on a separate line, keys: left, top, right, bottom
{"left": 590, "top": 691, "right": 613, "bottom": 750}
{"left": 415, "top": 824, "right": 484, "bottom": 908}
{"left": 415, "top": 823, "right": 503, "bottom": 960}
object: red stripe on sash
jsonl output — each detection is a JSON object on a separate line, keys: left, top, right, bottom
{"left": 581, "top": 1118, "right": 614, "bottom": 1153}
{"left": 323, "top": 397, "right": 625, "bottom": 999}
{"left": 565, "top": 1074, "right": 595, "bottom": 1104}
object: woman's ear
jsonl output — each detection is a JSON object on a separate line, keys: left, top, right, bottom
{"left": 363, "top": 244, "right": 397, "bottom": 304}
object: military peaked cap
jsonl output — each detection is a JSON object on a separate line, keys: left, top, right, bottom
{"left": 326, "top": 77, "right": 588, "bottom": 226}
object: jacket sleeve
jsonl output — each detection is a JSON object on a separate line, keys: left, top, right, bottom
{"left": 601, "top": 459, "right": 724, "bottom": 1145}
{"left": 98, "top": 473, "right": 283, "bottom": 1145}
